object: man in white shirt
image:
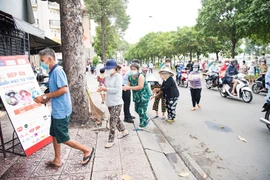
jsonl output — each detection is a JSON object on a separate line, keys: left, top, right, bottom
{"left": 208, "top": 61, "right": 219, "bottom": 86}
{"left": 95, "top": 60, "right": 104, "bottom": 77}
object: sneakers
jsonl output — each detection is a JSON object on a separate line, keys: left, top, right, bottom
{"left": 152, "top": 116, "right": 159, "bottom": 119}
{"left": 161, "top": 116, "right": 166, "bottom": 120}
{"left": 105, "top": 142, "right": 115, "bottom": 148}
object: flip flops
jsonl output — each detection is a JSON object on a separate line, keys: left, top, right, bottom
{"left": 45, "top": 161, "right": 63, "bottom": 168}
{"left": 82, "top": 147, "right": 95, "bottom": 166}
{"left": 118, "top": 130, "right": 129, "bottom": 139}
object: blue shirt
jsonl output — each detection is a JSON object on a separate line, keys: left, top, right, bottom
{"left": 122, "top": 70, "right": 130, "bottom": 86}
{"left": 49, "top": 65, "right": 72, "bottom": 119}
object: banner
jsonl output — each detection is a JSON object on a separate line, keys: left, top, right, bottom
{"left": 0, "top": 55, "right": 52, "bottom": 156}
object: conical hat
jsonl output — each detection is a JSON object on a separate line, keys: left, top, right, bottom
{"left": 159, "top": 65, "right": 174, "bottom": 76}
{"left": 147, "top": 75, "right": 159, "bottom": 82}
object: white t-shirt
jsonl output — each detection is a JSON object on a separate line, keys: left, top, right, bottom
{"left": 149, "top": 63, "right": 154, "bottom": 68}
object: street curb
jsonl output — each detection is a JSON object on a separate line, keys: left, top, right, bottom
{"left": 150, "top": 119, "right": 212, "bottom": 180}
{"left": 179, "top": 151, "right": 212, "bottom": 180}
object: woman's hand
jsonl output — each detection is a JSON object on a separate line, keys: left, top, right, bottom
{"left": 122, "top": 85, "right": 130, "bottom": 91}
{"left": 97, "top": 85, "right": 107, "bottom": 92}
{"left": 152, "top": 88, "right": 160, "bottom": 94}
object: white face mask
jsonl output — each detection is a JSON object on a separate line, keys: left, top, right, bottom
{"left": 193, "top": 68, "right": 198, "bottom": 71}
{"left": 106, "top": 69, "right": 115, "bottom": 75}
{"left": 130, "top": 70, "right": 137, "bottom": 75}
{"left": 225, "top": 62, "right": 229, "bottom": 66}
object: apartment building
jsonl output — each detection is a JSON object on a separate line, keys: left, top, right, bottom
{"left": 30, "top": 0, "right": 95, "bottom": 60}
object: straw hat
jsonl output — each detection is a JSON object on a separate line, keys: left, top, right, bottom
{"left": 159, "top": 66, "right": 174, "bottom": 76}
{"left": 147, "top": 75, "right": 159, "bottom": 82}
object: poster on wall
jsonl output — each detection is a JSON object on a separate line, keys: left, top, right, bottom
{"left": 0, "top": 55, "right": 52, "bottom": 156}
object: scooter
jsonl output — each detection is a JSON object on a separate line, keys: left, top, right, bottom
{"left": 252, "top": 75, "right": 268, "bottom": 94}
{"left": 218, "top": 73, "right": 253, "bottom": 103}
{"left": 260, "top": 101, "right": 270, "bottom": 130}
{"left": 177, "top": 70, "right": 188, "bottom": 88}
{"left": 205, "top": 72, "right": 219, "bottom": 89}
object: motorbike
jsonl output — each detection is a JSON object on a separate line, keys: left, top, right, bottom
{"left": 260, "top": 102, "right": 270, "bottom": 130}
{"left": 252, "top": 75, "right": 268, "bottom": 94}
{"left": 218, "top": 73, "right": 253, "bottom": 103}
{"left": 36, "top": 71, "right": 49, "bottom": 93}
{"left": 176, "top": 69, "right": 188, "bottom": 88}
{"left": 205, "top": 72, "right": 219, "bottom": 89}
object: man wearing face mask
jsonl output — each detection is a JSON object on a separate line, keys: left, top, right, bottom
{"left": 34, "top": 48, "right": 94, "bottom": 167}
{"left": 225, "top": 60, "right": 239, "bottom": 96}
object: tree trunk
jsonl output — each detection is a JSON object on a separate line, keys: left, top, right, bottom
{"left": 101, "top": 17, "right": 107, "bottom": 62}
{"left": 231, "top": 39, "right": 237, "bottom": 59}
{"left": 189, "top": 50, "right": 192, "bottom": 61}
{"left": 216, "top": 51, "right": 219, "bottom": 60}
{"left": 60, "top": 0, "right": 91, "bottom": 125}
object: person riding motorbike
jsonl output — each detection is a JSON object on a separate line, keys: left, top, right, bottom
{"left": 219, "top": 60, "right": 230, "bottom": 80}
{"left": 260, "top": 59, "right": 268, "bottom": 91}
{"left": 176, "top": 62, "right": 185, "bottom": 82}
{"left": 224, "top": 60, "right": 239, "bottom": 96}
{"left": 208, "top": 61, "right": 219, "bottom": 86}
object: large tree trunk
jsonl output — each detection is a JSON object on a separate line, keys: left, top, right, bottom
{"left": 189, "top": 50, "right": 192, "bottom": 61}
{"left": 60, "top": 0, "right": 91, "bottom": 125}
{"left": 101, "top": 17, "right": 107, "bottom": 62}
{"left": 216, "top": 51, "right": 219, "bottom": 60}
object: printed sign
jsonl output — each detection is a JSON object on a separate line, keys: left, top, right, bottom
{"left": 0, "top": 55, "right": 52, "bottom": 156}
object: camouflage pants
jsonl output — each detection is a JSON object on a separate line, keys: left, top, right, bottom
{"left": 108, "top": 105, "right": 125, "bottom": 142}
{"left": 135, "top": 101, "right": 149, "bottom": 127}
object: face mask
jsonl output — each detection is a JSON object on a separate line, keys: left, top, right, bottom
{"left": 106, "top": 69, "right": 115, "bottom": 75}
{"left": 166, "top": 63, "right": 170, "bottom": 66}
{"left": 41, "top": 62, "right": 49, "bottom": 70}
{"left": 150, "top": 82, "right": 155, "bottom": 85}
{"left": 232, "top": 62, "right": 236, "bottom": 66}
{"left": 225, "top": 63, "right": 229, "bottom": 66}
{"left": 193, "top": 68, "right": 198, "bottom": 71}
{"left": 22, "top": 92, "right": 26, "bottom": 96}
{"left": 130, "top": 70, "right": 137, "bottom": 76}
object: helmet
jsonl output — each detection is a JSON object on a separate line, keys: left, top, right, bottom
{"left": 193, "top": 63, "right": 199, "bottom": 68}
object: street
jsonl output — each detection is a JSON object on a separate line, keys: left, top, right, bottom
{"left": 146, "top": 71, "right": 270, "bottom": 180}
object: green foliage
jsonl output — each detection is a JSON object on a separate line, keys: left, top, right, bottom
{"left": 92, "top": 56, "right": 100, "bottom": 67}
{"left": 85, "top": 0, "right": 130, "bottom": 61}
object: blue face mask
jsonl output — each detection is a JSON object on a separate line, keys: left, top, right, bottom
{"left": 150, "top": 82, "right": 155, "bottom": 85}
{"left": 41, "top": 62, "right": 49, "bottom": 70}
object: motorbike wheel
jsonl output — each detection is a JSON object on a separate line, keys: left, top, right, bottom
{"left": 241, "top": 90, "right": 253, "bottom": 103}
{"left": 251, "top": 84, "right": 261, "bottom": 94}
{"left": 205, "top": 80, "right": 212, "bottom": 89}
{"left": 264, "top": 110, "right": 270, "bottom": 130}
{"left": 218, "top": 87, "right": 227, "bottom": 98}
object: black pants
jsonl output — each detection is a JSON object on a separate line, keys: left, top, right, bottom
{"left": 211, "top": 75, "right": 218, "bottom": 85}
{"left": 122, "top": 89, "right": 132, "bottom": 119}
{"left": 190, "top": 88, "right": 202, "bottom": 107}
{"left": 262, "top": 74, "right": 266, "bottom": 88}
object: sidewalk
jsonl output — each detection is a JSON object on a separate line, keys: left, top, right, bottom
{"left": 0, "top": 72, "right": 196, "bottom": 180}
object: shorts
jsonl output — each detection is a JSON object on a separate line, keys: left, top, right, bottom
{"left": 248, "top": 72, "right": 254, "bottom": 76}
{"left": 50, "top": 115, "right": 70, "bottom": 143}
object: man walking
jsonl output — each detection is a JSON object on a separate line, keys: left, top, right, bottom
{"left": 149, "top": 62, "right": 154, "bottom": 73}
{"left": 34, "top": 48, "right": 94, "bottom": 167}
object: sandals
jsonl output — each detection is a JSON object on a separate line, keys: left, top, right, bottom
{"left": 118, "top": 130, "right": 129, "bottom": 139}
{"left": 82, "top": 147, "right": 95, "bottom": 165}
{"left": 45, "top": 161, "right": 63, "bottom": 168}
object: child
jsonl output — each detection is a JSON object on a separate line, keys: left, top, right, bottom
{"left": 147, "top": 76, "right": 166, "bottom": 120}
{"left": 97, "top": 69, "right": 106, "bottom": 104}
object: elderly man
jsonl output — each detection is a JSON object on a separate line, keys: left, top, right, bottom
{"left": 34, "top": 48, "right": 94, "bottom": 167}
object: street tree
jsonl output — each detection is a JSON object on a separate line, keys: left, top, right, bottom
{"left": 43, "top": 0, "right": 91, "bottom": 125}
{"left": 197, "top": 0, "right": 248, "bottom": 58}
{"left": 85, "top": 0, "right": 130, "bottom": 61}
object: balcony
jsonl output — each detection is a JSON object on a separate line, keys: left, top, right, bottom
{"left": 49, "top": 20, "right": 60, "bottom": 29}
{"left": 48, "top": 2, "right": 59, "bottom": 10}
{"left": 31, "top": 0, "right": 37, "bottom": 7}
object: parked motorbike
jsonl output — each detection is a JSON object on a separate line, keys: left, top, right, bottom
{"left": 252, "top": 75, "right": 268, "bottom": 94}
{"left": 205, "top": 72, "right": 219, "bottom": 89}
{"left": 260, "top": 102, "right": 270, "bottom": 130}
{"left": 176, "top": 69, "right": 188, "bottom": 88}
{"left": 218, "top": 73, "right": 253, "bottom": 103}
